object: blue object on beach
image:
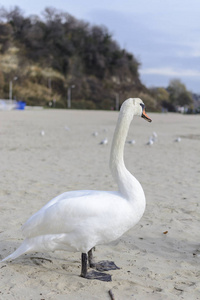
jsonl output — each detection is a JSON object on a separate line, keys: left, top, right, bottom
{"left": 17, "top": 101, "right": 26, "bottom": 110}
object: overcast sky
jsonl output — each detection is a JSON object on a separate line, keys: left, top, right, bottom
{"left": 2, "top": 0, "right": 200, "bottom": 93}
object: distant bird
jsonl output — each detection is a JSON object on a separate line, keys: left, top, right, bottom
{"left": 40, "top": 130, "right": 45, "bottom": 136}
{"left": 92, "top": 131, "right": 98, "bottom": 137}
{"left": 146, "top": 136, "right": 154, "bottom": 146}
{"left": 174, "top": 137, "right": 181, "bottom": 142}
{"left": 152, "top": 131, "right": 158, "bottom": 142}
{"left": 127, "top": 139, "right": 136, "bottom": 145}
{"left": 1, "top": 98, "right": 152, "bottom": 282}
{"left": 100, "top": 138, "right": 108, "bottom": 145}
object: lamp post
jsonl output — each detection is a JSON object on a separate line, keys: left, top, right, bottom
{"left": 67, "top": 85, "right": 75, "bottom": 108}
{"left": 9, "top": 76, "right": 18, "bottom": 102}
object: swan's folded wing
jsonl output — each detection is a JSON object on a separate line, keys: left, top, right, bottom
{"left": 22, "top": 190, "right": 122, "bottom": 239}
{"left": 34, "top": 190, "right": 93, "bottom": 213}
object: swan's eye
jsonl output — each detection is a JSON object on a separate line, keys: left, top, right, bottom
{"left": 140, "top": 103, "right": 145, "bottom": 110}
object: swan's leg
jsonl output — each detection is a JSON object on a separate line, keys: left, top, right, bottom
{"left": 88, "top": 248, "right": 95, "bottom": 267}
{"left": 81, "top": 253, "right": 88, "bottom": 277}
{"left": 80, "top": 252, "right": 112, "bottom": 282}
{"left": 88, "top": 248, "right": 120, "bottom": 271}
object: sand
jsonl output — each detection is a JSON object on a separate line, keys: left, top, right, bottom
{"left": 0, "top": 108, "right": 200, "bottom": 300}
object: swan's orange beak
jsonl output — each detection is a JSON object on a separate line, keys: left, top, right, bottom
{"left": 141, "top": 108, "right": 152, "bottom": 122}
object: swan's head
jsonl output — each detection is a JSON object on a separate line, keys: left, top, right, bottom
{"left": 136, "top": 98, "right": 152, "bottom": 122}
{"left": 123, "top": 98, "right": 152, "bottom": 122}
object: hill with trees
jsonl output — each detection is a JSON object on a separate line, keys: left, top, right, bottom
{"left": 0, "top": 6, "right": 195, "bottom": 111}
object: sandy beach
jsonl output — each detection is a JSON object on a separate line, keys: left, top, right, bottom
{"left": 0, "top": 107, "right": 200, "bottom": 300}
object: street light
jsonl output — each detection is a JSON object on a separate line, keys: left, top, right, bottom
{"left": 67, "top": 85, "right": 75, "bottom": 108}
{"left": 9, "top": 76, "right": 18, "bottom": 101}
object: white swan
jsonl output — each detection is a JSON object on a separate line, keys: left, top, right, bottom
{"left": 1, "top": 98, "right": 152, "bottom": 281}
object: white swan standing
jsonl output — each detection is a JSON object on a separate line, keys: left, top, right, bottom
{"left": 1, "top": 98, "right": 152, "bottom": 281}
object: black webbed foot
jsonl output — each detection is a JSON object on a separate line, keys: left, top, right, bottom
{"left": 88, "top": 248, "right": 120, "bottom": 271}
{"left": 82, "top": 270, "right": 112, "bottom": 282}
{"left": 81, "top": 253, "right": 112, "bottom": 281}
{"left": 92, "top": 260, "right": 120, "bottom": 272}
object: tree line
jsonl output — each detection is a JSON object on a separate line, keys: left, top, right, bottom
{"left": 0, "top": 6, "right": 194, "bottom": 111}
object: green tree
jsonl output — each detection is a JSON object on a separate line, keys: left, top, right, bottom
{"left": 0, "top": 70, "right": 5, "bottom": 95}
{"left": 0, "top": 6, "right": 145, "bottom": 108}
{"left": 0, "top": 23, "right": 12, "bottom": 53}
{"left": 167, "top": 79, "right": 193, "bottom": 108}
{"left": 150, "top": 87, "right": 170, "bottom": 110}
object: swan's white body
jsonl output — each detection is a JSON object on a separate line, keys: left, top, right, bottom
{"left": 1, "top": 98, "right": 150, "bottom": 262}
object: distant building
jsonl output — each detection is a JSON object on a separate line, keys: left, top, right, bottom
{"left": 0, "top": 99, "right": 17, "bottom": 110}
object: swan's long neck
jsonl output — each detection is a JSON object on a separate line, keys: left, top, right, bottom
{"left": 109, "top": 105, "right": 142, "bottom": 200}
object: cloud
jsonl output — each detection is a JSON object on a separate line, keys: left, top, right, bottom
{"left": 175, "top": 40, "right": 200, "bottom": 58}
{"left": 140, "top": 67, "right": 200, "bottom": 77}
{"left": 177, "top": 49, "right": 200, "bottom": 59}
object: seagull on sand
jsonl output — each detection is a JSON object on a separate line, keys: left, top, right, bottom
{"left": 99, "top": 138, "right": 108, "bottom": 145}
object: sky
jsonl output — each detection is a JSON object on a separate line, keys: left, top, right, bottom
{"left": 1, "top": 0, "right": 200, "bottom": 94}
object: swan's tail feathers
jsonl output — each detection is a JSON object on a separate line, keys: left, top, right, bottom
{"left": 1, "top": 239, "right": 32, "bottom": 262}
